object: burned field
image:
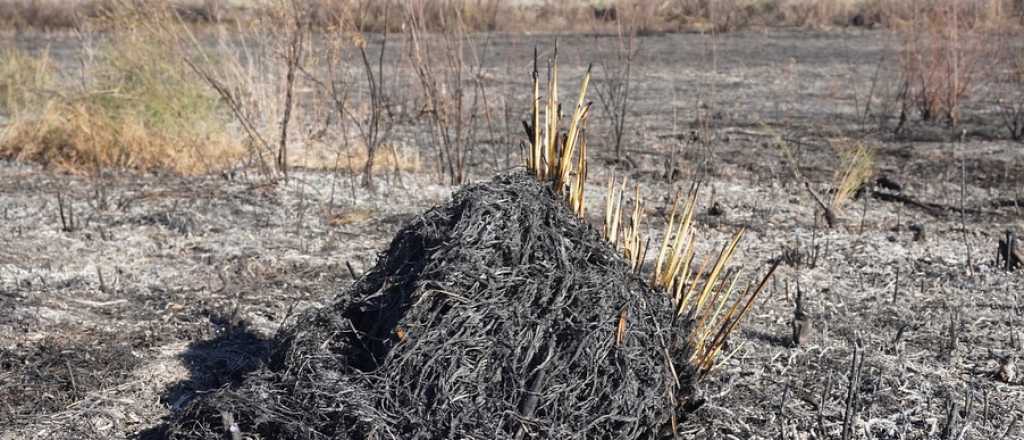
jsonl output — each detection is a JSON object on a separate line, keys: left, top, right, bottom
{"left": 2, "top": 27, "right": 1024, "bottom": 440}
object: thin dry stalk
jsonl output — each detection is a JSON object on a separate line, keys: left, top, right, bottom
{"left": 276, "top": 6, "right": 308, "bottom": 179}
{"left": 622, "top": 184, "right": 646, "bottom": 273}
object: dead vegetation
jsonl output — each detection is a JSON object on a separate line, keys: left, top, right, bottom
{"left": 0, "top": 6, "right": 242, "bottom": 175}
{"left": 155, "top": 49, "right": 788, "bottom": 440}
{"left": 893, "top": 0, "right": 1000, "bottom": 129}
{"left": 2, "top": 2, "right": 1024, "bottom": 440}
{"left": 3, "top": 0, "right": 1024, "bottom": 34}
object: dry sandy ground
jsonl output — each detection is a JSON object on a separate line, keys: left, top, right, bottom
{"left": 2, "top": 29, "right": 1024, "bottom": 439}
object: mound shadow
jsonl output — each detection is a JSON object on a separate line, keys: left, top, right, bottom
{"left": 138, "top": 313, "right": 270, "bottom": 440}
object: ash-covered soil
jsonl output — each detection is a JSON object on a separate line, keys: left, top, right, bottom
{"left": 2, "top": 30, "right": 1024, "bottom": 439}
{"left": 0, "top": 166, "right": 452, "bottom": 438}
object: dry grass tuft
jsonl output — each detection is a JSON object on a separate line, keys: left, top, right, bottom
{"left": 524, "top": 48, "right": 592, "bottom": 216}
{"left": 0, "top": 0, "right": 237, "bottom": 30}
{"left": 830, "top": 141, "right": 874, "bottom": 214}
{"left": 648, "top": 189, "right": 778, "bottom": 378}
{"left": 2, "top": 101, "right": 240, "bottom": 175}
{"left": 526, "top": 53, "right": 777, "bottom": 379}
{"left": 0, "top": 7, "right": 242, "bottom": 175}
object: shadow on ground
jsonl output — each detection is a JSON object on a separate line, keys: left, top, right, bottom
{"left": 138, "top": 314, "right": 271, "bottom": 440}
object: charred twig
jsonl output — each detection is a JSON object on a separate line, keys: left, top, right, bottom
{"left": 959, "top": 156, "right": 974, "bottom": 274}
{"left": 97, "top": 266, "right": 110, "bottom": 294}
{"left": 892, "top": 265, "right": 900, "bottom": 303}
{"left": 346, "top": 261, "right": 360, "bottom": 280}
{"left": 791, "top": 285, "right": 812, "bottom": 347}
{"left": 841, "top": 340, "right": 864, "bottom": 440}
{"left": 804, "top": 181, "right": 837, "bottom": 228}
{"left": 57, "top": 192, "right": 77, "bottom": 233}
{"left": 999, "top": 230, "right": 1021, "bottom": 272}
{"left": 817, "top": 371, "right": 833, "bottom": 435}
{"left": 871, "top": 189, "right": 997, "bottom": 218}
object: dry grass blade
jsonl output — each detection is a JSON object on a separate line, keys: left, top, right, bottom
{"left": 556, "top": 65, "right": 592, "bottom": 190}
{"left": 603, "top": 175, "right": 616, "bottom": 240}
{"left": 694, "top": 260, "right": 780, "bottom": 377}
{"left": 616, "top": 308, "right": 628, "bottom": 346}
{"left": 604, "top": 176, "right": 627, "bottom": 246}
{"left": 544, "top": 48, "right": 559, "bottom": 181}
{"left": 528, "top": 48, "right": 542, "bottom": 176}
{"left": 622, "top": 183, "right": 646, "bottom": 273}
{"left": 518, "top": 48, "right": 775, "bottom": 383}
{"left": 569, "top": 133, "right": 588, "bottom": 217}
{"left": 654, "top": 189, "right": 699, "bottom": 289}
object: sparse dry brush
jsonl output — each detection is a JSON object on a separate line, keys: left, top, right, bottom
{"left": 407, "top": 1, "right": 495, "bottom": 185}
{"left": 594, "top": 18, "right": 640, "bottom": 163}
{"left": 7, "top": 0, "right": 1023, "bottom": 35}
{"left": 0, "top": 0, "right": 236, "bottom": 30}
{"left": 174, "top": 0, "right": 315, "bottom": 179}
{"left": 995, "top": 31, "right": 1024, "bottom": 141}
{"left": 893, "top": 0, "right": 1002, "bottom": 129}
{"left": 0, "top": 5, "right": 242, "bottom": 175}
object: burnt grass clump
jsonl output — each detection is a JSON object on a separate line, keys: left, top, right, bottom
{"left": 167, "top": 172, "right": 701, "bottom": 439}
{"left": 1, "top": 330, "right": 141, "bottom": 427}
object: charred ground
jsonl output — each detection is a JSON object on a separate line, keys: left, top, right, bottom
{"left": 2, "top": 30, "right": 1023, "bottom": 439}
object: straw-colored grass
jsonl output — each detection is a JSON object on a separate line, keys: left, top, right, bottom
{"left": 2, "top": 0, "right": 1021, "bottom": 33}
{"left": 524, "top": 48, "right": 592, "bottom": 216}
{"left": 830, "top": 141, "right": 875, "bottom": 214}
{"left": 527, "top": 53, "right": 777, "bottom": 380}
{"left": 648, "top": 189, "right": 778, "bottom": 378}
{"left": 2, "top": 100, "right": 240, "bottom": 174}
{"left": 0, "top": 47, "right": 55, "bottom": 116}
{"left": 0, "top": 11, "right": 243, "bottom": 175}
{"left": 621, "top": 183, "right": 647, "bottom": 274}
{"left": 288, "top": 142, "right": 422, "bottom": 174}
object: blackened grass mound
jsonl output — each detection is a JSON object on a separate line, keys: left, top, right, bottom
{"left": 168, "top": 172, "right": 702, "bottom": 439}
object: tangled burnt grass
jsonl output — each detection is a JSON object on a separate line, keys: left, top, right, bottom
{"left": 169, "top": 172, "right": 710, "bottom": 439}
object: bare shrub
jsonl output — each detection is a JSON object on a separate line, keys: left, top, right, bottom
{"left": 176, "top": 0, "right": 316, "bottom": 178}
{"left": 894, "top": 0, "right": 1000, "bottom": 129}
{"left": 406, "top": 1, "right": 495, "bottom": 185}
{"left": 995, "top": 30, "right": 1024, "bottom": 140}
{"left": 348, "top": 31, "right": 398, "bottom": 189}
{"left": 594, "top": 18, "right": 640, "bottom": 162}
